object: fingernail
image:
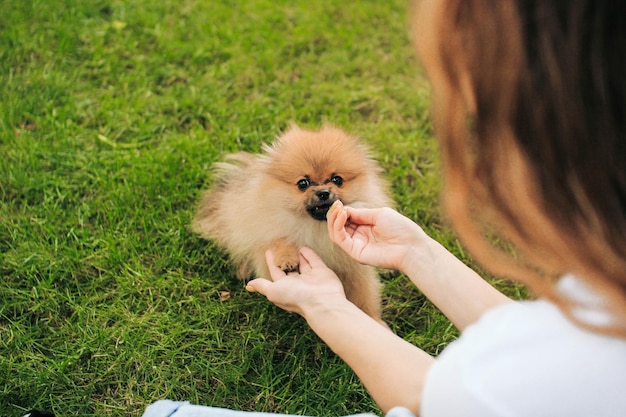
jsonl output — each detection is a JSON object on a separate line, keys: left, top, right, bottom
{"left": 329, "top": 200, "right": 342, "bottom": 214}
{"left": 245, "top": 285, "right": 256, "bottom": 293}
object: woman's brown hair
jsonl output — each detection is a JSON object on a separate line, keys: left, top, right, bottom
{"left": 422, "top": 0, "right": 626, "bottom": 336}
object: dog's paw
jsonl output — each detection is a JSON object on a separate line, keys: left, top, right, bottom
{"left": 277, "top": 257, "right": 300, "bottom": 274}
{"left": 270, "top": 238, "right": 300, "bottom": 274}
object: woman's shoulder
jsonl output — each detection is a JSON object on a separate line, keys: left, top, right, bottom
{"left": 420, "top": 276, "right": 626, "bottom": 417}
{"left": 464, "top": 295, "right": 626, "bottom": 359}
{"left": 456, "top": 275, "right": 626, "bottom": 375}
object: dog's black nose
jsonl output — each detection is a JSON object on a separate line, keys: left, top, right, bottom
{"left": 316, "top": 190, "right": 330, "bottom": 201}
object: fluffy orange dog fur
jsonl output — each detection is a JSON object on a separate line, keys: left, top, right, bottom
{"left": 192, "top": 125, "right": 392, "bottom": 320}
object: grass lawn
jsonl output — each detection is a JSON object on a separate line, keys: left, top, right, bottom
{"left": 0, "top": 0, "right": 525, "bottom": 415}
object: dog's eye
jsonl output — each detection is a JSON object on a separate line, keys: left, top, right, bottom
{"left": 297, "top": 178, "right": 310, "bottom": 190}
{"left": 330, "top": 175, "right": 344, "bottom": 187}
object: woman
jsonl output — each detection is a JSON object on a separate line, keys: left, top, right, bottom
{"left": 144, "top": 0, "right": 626, "bottom": 415}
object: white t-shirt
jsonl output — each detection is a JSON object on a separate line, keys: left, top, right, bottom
{"left": 420, "top": 275, "right": 626, "bottom": 417}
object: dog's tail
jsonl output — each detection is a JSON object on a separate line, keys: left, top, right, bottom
{"left": 210, "top": 152, "right": 256, "bottom": 187}
{"left": 191, "top": 152, "right": 256, "bottom": 239}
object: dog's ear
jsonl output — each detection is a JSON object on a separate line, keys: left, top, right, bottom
{"left": 270, "top": 123, "right": 301, "bottom": 148}
{"left": 270, "top": 123, "right": 303, "bottom": 151}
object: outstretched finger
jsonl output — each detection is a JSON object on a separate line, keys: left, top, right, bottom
{"left": 245, "top": 277, "right": 272, "bottom": 295}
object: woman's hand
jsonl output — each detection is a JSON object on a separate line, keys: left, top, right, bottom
{"left": 247, "top": 244, "right": 434, "bottom": 415}
{"left": 245, "top": 247, "right": 348, "bottom": 317}
{"left": 327, "top": 201, "right": 427, "bottom": 272}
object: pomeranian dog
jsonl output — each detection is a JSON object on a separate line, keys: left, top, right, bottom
{"left": 192, "top": 125, "right": 392, "bottom": 321}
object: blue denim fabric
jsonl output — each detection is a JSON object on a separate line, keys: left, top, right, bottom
{"left": 141, "top": 400, "right": 415, "bottom": 417}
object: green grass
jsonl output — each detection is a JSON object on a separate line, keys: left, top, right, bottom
{"left": 0, "top": 1, "right": 524, "bottom": 416}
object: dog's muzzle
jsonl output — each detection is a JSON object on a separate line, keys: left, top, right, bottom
{"left": 306, "top": 190, "right": 336, "bottom": 221}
